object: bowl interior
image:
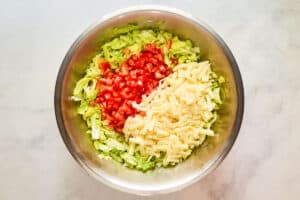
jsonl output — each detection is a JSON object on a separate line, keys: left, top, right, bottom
{"left": 55, "top": 8, "right": 243, "bottom": 195}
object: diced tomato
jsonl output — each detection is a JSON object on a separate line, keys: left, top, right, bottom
{"left": 136, "top": 80, "right": 143, "bottom": 86}
{"left": 89, "top": 101, "right": 96, "bottom": 107}
{"left": 96, "top": 81, "right": 102, "bottom": 90}
{"left": 128, "top": 59, "right": 135, "bottom": 66}
{"left": 131, "top": 55, "right": 138, "bottom": 61}
{"left": 99, "top": 78, "right": 113, "bottom": 85}
{"left": 99, "top": 61, "right": 111, "bottom": 75}
{"left": 166, "top": 40, "right": 172, "bottom": 49}
{"left": 171, "top": 58, "right": 178, "bottom": 65}
{"left": 122, "top": 48, "right": 131, "bottom": 55}
{"left": 154, "top": 72, "right": 163, "bottom": 79}
{"left": 154, "top": 53, "right": 163, "bottom": 62}
{"left": 139, "top": 111, "right": 146, "bottom": 116}
{"left": 95, "top": 43, "right": 172, "bottom": 132}
{"left": 159, "top": 64, "right": 167, "bottom": 73}
{"left": 149, "top": 57, "right": 158, "bottom": 65}
{"left": 145, "top": 63, "right": 153, "bottom": 71}
{"left": 129, "top": 70, "right": 137, "bottom": 79}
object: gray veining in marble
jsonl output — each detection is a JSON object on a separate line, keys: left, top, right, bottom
{"left": 0, "top": 0, "right": 300, "bottom": 199}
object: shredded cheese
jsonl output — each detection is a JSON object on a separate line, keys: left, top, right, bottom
{"left": 123, "top": 62, "right": 219, "bottom": 166}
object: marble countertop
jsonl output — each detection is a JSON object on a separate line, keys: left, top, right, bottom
{"left": 1, "top": 0, "right": 299, "bottom": 199}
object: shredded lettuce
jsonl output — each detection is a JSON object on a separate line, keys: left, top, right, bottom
{"left": 112, "top": 24, "right": 139, "bottom": 35}
{"left": 73, "top": 77, "right": 97, "bottom": 101}
{"left": 86, "top": 54, "right": 103, "bottom": 77}
{"left": 110, "top": 151, "right": 124, "bottom": 163}
{"left": 167, "top": 36, "right": 200, "bottom": 64}
{"left": 203, "top": 112, "right": 218, "bottom": 129}
{"left": 121, "top": 153, "right": 137, "bottom": 167}
{"left": 135, "top": 153, "right": 156, "bottom": 171}
{"left": 210, "top": 73, "right": 225, "bottom": 105}
{"left": 218, "top": 76, "right": 225, "bottom": 84}
{"left": 77, "top": 101, "right": 88, "bottom": 115}
{"left": 94, "top": 141, "right": 111, "bottom": 152}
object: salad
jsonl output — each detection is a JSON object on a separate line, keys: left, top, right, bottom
{"left": 72, "top": 25, "right": 225, "bottom": 172}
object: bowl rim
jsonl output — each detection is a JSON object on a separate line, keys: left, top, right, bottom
{"left": 54, "top": 5, "right": 244, "bottom": 195}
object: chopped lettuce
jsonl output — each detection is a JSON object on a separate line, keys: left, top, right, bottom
{"left": 218, "top": 76, "right": 225, "bottom": 84}
{"left": 94, "top": 141, "right": 111, "bottom": 152}
{"left": 167, "top": 36, "right": 200, "bottom": 64}
{"left": 73, "top": 77, "right": 97, "bottom": 101}
{"left": 203, "top": 112, "right": 218, "bottom": 129}
{"left": 136, "top": 155, "right": 156, "bottom": 171}
{"left": 210, "top": 73, "right": 225, "bottom": 105}
{"left": 121, "top": 153, "right": 137, "bottom": 167}
{"left": 110, "top": 151, "right": 124, "bottom": 163}
{"left": 212, "top": 88, "right": 222, "bottom": 104}
{"left": 105, "top": 138, "right": 126, "bottom": 151}
{"left": 77, "top": 101, "right": 88, "bottom": 115}
{"left": 86, "top": 54, "right": 103, "bottom": 77}
{"left": 112, "top": 24, "right": 139, "bottom": 35}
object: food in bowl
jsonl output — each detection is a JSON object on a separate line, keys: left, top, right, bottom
{"left": 71, "top": 25, "right": 225, "bottom": 172}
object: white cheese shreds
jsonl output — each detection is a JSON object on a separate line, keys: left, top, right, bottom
{"left": 123, "top": 61, "right": 219, "bottom": 166}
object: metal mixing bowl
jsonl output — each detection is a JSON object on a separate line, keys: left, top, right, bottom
{"left": 54, "top": 6, "right": 244, "bottom": 195}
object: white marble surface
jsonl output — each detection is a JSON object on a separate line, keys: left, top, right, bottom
{"left": 1, "top": 0, "right": 300, "bottom": 199}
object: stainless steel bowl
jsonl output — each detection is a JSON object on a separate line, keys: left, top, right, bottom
{"left": 54, "top": 6, "right": 244, "bottom": 195}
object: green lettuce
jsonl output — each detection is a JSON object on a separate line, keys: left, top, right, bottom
{"left": 167, "top": 36, "right": 200, "bottom": 64}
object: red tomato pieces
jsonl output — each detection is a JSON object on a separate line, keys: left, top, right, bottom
{"left": 165, "top": 40, "right": 172, "bottom": 49}
{"left": 95, "top": 43, "right": 172, "bottom": 132}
